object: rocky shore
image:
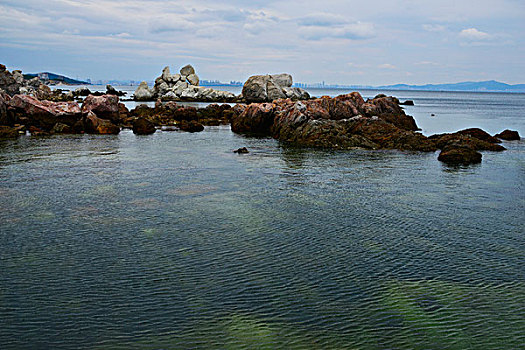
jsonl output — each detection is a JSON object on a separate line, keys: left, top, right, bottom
{"left": 0, "top": 62, "right": 521, "bottom": 165}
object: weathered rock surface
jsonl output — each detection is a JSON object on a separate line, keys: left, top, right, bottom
{"left": 0, "top": 125, "right": 20, "bottom": 138}
{"left": 132, "top": 118, "right": 156, "bottom": 135}
{"left": 456, "top": 128, "right": 501, "bottom": 144}
{"left": 134, "top": 81, "right": 155, "bottom": 101}
{"left": 81, "top": 95, "right": 120, "bottom": 123}
{"left": 84, "top": 111, "right": 120, "bottom": 134}
{"left": 438, "top": 144, "right": 482, "bottom": 165}
{"left": 242, "top": 74, "right": 309, "bottom": 102}
{"left": 230, "top": 92, "right": 511, "bottom": 164}
{"left": 495, "top": 129, "right": 520, "bottom": 141}
{"left": 133, "top": 64, "right": 237, "bottom": 102}
{"left": 9, "top": 95, "right": 82, "bottom": 129}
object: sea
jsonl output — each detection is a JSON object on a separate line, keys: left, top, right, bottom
{"left": 0, "top": 86, "right": 524, "bottom": 349}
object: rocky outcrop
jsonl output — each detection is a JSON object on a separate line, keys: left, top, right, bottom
{"left": 242, "top": 74, "right": 310, "bottom": 102}
{"left": 232, "top": 93, "right": 429, "bottom": 150}
{"left": 230, "top": 92, "right": 512, "bottom": 164}
{"left": 9, "top": 95, "right": 82, "bottom": 130}
{"left": 132, "top": 118, "right": 156, "bottom": 135}
{"left": 133, "top": 64, "right": 237, "bottom": 102}
{"left": 495, "top": 129, "right": 520, "bottom": 141}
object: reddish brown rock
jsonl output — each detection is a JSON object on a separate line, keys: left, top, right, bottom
{"left": 81, "top": 95, "right": 120, "bottom": 123}
{"left": 438, "top": 144, "right": 482, "bottom": 165}
{"left": 9, "top": 95, "right": 81, "bottom": 129}
{"left": 178, "top": 120, "right": 204, "bottom": 132}
{"left": 84, "top": 111, "right": 120, "bottom": 134}
{"left": 456, "top": 128, "right": 501, "bottom": 143}
{"left": 0, "top": 125, "right": 20, "bottom": 138}
{"left": 132, "top": 118, "right": 156, "bottom": 135}
{"left": 428, "top": 133, "right": 506, "bottom": 152}
{"left": 231, "top": 102, "right": 275, "bottom": 134}
{"left": 494, "top": 129, "right": 520, "bottom": 141}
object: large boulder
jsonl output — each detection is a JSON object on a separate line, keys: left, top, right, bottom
{"left": 494, "top": 129, "right": 520, "bottom": 141}
{"left": 9, "top": 95, "right": 81, "bottom": 129}
{"left": 81, "top": 94, "right": 120, "bottom": 123}
{"left": 242, "top": 74, "right": 309, "bottom": 102}
{"left": 180, "top": 64, "right": 195, "bottom": 76}
{"left": 187, "top": 73, "right": 199, "bottom": 86}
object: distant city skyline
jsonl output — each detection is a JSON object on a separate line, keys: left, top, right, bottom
{"left": 1, "top": 0, "right": 524, "bottom": 85}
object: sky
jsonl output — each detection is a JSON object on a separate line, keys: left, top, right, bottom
{"left": 0, "top": 0, "right": 524, "bottom": 85}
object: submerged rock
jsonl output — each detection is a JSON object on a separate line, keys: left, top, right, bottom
{"left": 494, "top": 129, "right": 520, "bottom": 141}
{"left": 233, "top": 147, "right": 249, "bottom": 154}
{"left": 179, "top": 120, "right": 204, "bottom": 133}
{"left": 438, "top": 144, "right": 482, "bottom": 165}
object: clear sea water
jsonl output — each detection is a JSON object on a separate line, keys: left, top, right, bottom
{"left": 1, "top": 88, "right": 524, "bottom": 349}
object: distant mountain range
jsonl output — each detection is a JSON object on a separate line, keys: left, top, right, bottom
{"left": 24, "top": 72, "right": 89, "bottom": 85}
{"left": 22, "top": 71, "right": 525, "bottom": 93}
{"left": 376, "top": 80, "right": 525, "bottom": 93}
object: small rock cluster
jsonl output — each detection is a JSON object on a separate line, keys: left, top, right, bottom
{"left": 134, "top": 64, "right": 237, "bottom": 102}
{"left": 242, "top": 74, "right": 310, "bottom": 102}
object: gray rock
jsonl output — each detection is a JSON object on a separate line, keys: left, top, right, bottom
{"left": 180, "top": 64, "right": 195, "bottom": 76}
{"left": 187, "top": 73, "right": 199, "bottom": 86}
{"left": 242, "top": 74, "right": 308, "bottom": 102}
{"left": 266, "top": 80, "right": 287, "bottom": 100}
{"left": 161, "top": 66, "right": 172, "bottom": 82}
{"left": 242, "top": 75, "right": 269, "bottom": 102}
{"left": 157, "top": 81, "right": 170, "bottom": 96}
{"left": 162, "top": 91, "right": 178, "bottom": 100}
{"left": 270, "top": 73, "right": 293, "bottom": 87}
{"left": 134, "top": 81, "right": 154, "bottom": 101}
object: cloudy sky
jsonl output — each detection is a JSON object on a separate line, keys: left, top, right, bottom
{"left": 1, "top": 0, "right": 524, "bottom": 85}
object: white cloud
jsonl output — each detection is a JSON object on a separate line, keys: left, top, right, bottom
{"left": 378, "top": 63, "right": 396, "bottom": 69}
{"left": 459, "top": 28, "right": 491, "bottom": 40}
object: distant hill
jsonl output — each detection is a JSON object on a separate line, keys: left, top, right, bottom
{"left": 24, "top": 72, "right": 89, "bottom": 85}
{"left": 377, "top": 80, "right": 525, "bottom": 93}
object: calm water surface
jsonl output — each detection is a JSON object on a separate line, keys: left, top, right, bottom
{"left": 1, "top": 92, "right": 524, "bottom": 349}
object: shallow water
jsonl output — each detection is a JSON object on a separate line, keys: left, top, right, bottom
{"left": 1, "top": 122, "right": 524, "bottom": 349}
